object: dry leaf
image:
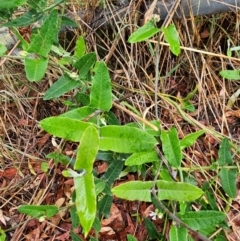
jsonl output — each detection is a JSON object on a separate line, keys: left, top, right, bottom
{"left": 55, "top": 197, "right": 65, "bottom": 208}
{"left": 200, "top": 29, "right": 210, "bottom": 38}
{"left": 226, "top": 110, "right": 240, "bottom": 118}
{"left": 227, "top": 89, "right": 240, "bottom": 109}
{"left": 28, "top": 160, "right": 37, "bottom": 176}
{"left": 0, "top": 209, "right": 6, "bottom": 226}
{"left": 55, "top": 231, "right": 70, "bottom": 241}
{"left": 99, "top": 226, "right": 116, "bottom": 236}
{"left": 0, "top": 167, "right": 17, "bottom": 179}
{"left": 144, "top": 0, "right": 158, "bottom": 24}
{"left": 18, "top": 118, "right": 31, "bottom": 126}
{"left": 97, "top": 162, "right": 108, "bottom": 174}
{"left": 101, "top": 203, "right": 123, "bottom": 226}
{"left": 37, "top": 133, "right": 50, "bottom": 147}
{"left": 143, "top": 204, "right": 155, "bottom": 218}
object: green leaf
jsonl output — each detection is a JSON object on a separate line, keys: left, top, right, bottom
{"left": 18, "top": 205, "right": 59, "bottom": 218}
{"left": 24, "top": 57, "right": 48, "bottom": 82}
{"left": 75, "top": 173, "right": 96, "bottom": 237}
{"left": 159, "top": 169, "right": 173, "bottom": 181}
{"left": 45, "top": 0, "right": 65, "bottom": 9}
{"left": 105, "top": 111, "right": 121, "bottom": 125}
{"left": 0, "top": 44, "right": 7, "bottom": 57}
{"left": 205, "top": 189, "right": 218, "bottom": 211}
{"left": 183, "top": 84, "right": 198, "bottom": 101}
{"left": 227, "top": 48, "right": 232, "bottom": 58}
{"left": 3, "top": 9, "right": 44, "bottom": 27}
{"left": 162, "top": 24, "right": 181, "bottom": 56}
{"left": 112, "top": 180, "right": 203, "bottom": 202}
{"left": 101, "top": 159, "right": 124, "bottom": 185}
{"left": 0, "top": 0, "right": 27, "bottom": 9}
{"left": 215, "top": 234, "right": 228, "bottom": 241}
{"left": 112, "top": 181, "right": 153, "bottom": 202}
{"left": 90, "top": 61, "right": 112, "bottom": 111}
{"left": 75, "top": 126, "right": 99, "bottom": 172}
{"left": 61, "top": 106, "right": 97, "bottom": 121}
{"left": 103, "top": 183, "right": 112, "bottom": 196}
{"left": 73, "top": 53, "right": 96, "bottom": 79}
{"left": 127, "top": 234, "right": 137, "bottom": 241}
{"left": 0, "top": 228, "right": 6, "bottom": 241}
{"left": 182, "top": 100, "right": 195, "bottom": 112}
{"left": 70, "top": 206, "right": 80, "bottom": 229}
{"left": 89, "top": 236, "right": 99, "bottom": 241}
{"left": 180, "top": 130, "right": 205, "bottom": 150}
{"left": 27, "top": 0, "right": 47, "bottom": 10}
{"left": 143, "top": 218, "right": 162, "bottom": 240}
{"left": 219, "top": 168, "right": 237, "bottom": 198}
{"left": 230, "top": 46, "right": 240, "bottom": 52}
{"left": 92, "top": 217, "right": 101, "bottom": 233}
{"left": 198, "top": 226, "right": 216, "bottom": 237}
{"left": 28, "top": 9, "right": 59, "bottom": 57}
{"left": 169, "top": 226, "right": 187, "bottom": 241}
{"left": 187, "top": 237, "right": 195, "bottom": 241}
{"left": 74, "top": 92, "right": 90, "bottom": 106}
{"left": 41, "top": 162, "right": 48, "bottom": 172}
{"left": 178, "top": 211, "right": 226, "bottom": 230}
{"left": 161, "top": 127, "right": 182, "bottom": 168}
{"left": 74, "top": 36, "right": 86, "bottom": 58}
{"left": 125, "top": 150, "right": 159, "bottom": 166}
{"left": 128, "top": 20, "right": 160, "bottom": 43}
{"left": 0, "top": 8, "right": 14, "bottom": 20}
{"left": 127, "top": 120, "right": 161, "bottom": 136}
{"left": 202, "top": 182, "right": 219, "bottom": 210}
{"left": 100, "top": 125, "right": 157, "bottom": 153}
{"left": 90, "top": 237, "right": 98, "bottom": 241}
{"left": 61, "top": 15, "right": 78, "bottom": 28}
{"left": 58, "top": 56, "right": 72, "bottom": 66}
{"left": 10, "top": 27, "right": 29, "bottom": 50}
{"left": 40, "top": 116, "right": 96, "bottom": 142}
{"left": 98, "top": 195, "right": 113, "bottom": 218}
{"left": 70, "top": 231, "right": 83, "bottom": 241}
{"left": 157, "top": 181, "right": 204, "bottom": 202}
{"left": 220, "top": 70, "right": 240, "bottom": 80}
{"left": 62, "top": 169, "right": 86, "bottom": 178}
{"left": 46, "top": 152, "right": 72, "bottom": 165}
{"left": 95, "top": 179, "right": 106, "bottom": 195}
{"left": 43, "top": 73, "right": 80, "bottom": 100}
{"left": 96, "top": 151, "right": 114, "bottom": 161}
{"left": 217, "top": 138, "right": 233, "bottom": 165}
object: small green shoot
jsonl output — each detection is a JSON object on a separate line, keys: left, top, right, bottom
{"left": 24, "top": 57, "right": 48, "bottom": 82}
{"left": 40, "top": 162, "right": 49, "bottom": 173}
{"left": 18, "top": 205, "right": 59, "bottom": 219}
{"left": 162, "top": 24, "right": 181, "bottom": 56}
{"left": 128, "top": 20, "right": 160, "bottom": 43}
{"left": 169, "top": 226, "right": 188, "bottom": 241}
{"left": 220, "top": 70, "right": 240, "bottom": 80}
{"left": 0, "top": 44, "right": 7, "bottom": 56}
{"left": 0, "top": 228, "right": 6, "bottom": 241}
{"left": 160, "top": 127, "right": 182, "bottom": 168}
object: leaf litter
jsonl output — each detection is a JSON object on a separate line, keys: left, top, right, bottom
{"left": 0, "top": 1, "right": 240, "bottom": 241}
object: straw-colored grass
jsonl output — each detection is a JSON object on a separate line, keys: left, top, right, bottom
{"left": 0, "top": 0, "right": 240, "bottom": 240}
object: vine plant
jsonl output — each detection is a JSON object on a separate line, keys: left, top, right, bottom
{"left": 0, "top": 1, "right": 238, "bottom": 241}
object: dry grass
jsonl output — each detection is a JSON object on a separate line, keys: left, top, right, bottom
{"left": 0, "top": 0, "right": 240, "bottom": 240}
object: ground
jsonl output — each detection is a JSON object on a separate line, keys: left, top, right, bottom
{"left": 0, "top": 1, "right": 240, "bottom": 240}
